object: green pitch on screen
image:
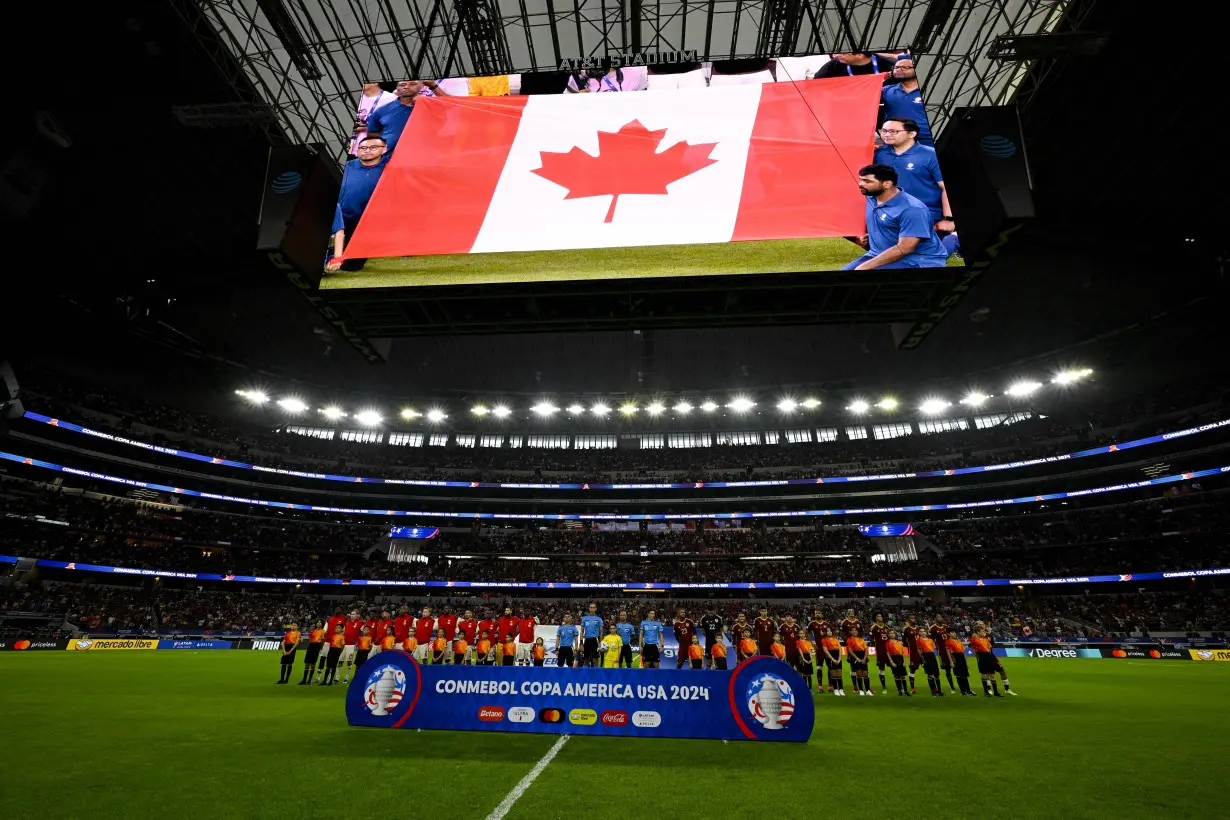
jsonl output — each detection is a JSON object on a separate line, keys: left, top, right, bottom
{"left": 320, "top": 238, "right": 963, "bottom": 290}
{"left": 3, "top": 653, "right": 1218, "bottom": 820}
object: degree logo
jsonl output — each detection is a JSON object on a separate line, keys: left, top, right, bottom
{"left": 538, "top": 708, "right": 564, "bottom": 724}
{"left": 478, "top": 706, "right": 505, "bottom": 723}
{"left": 568, "top": 708, "right": 598, "bottom": 726}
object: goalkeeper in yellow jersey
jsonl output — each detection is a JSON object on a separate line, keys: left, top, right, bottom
{"left": 600, "top": 624, "right": 623, "bottom": 669}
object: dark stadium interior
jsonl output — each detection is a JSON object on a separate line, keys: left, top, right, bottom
{"left": 1, "top": 1, "right": 1225, "bottom": 818}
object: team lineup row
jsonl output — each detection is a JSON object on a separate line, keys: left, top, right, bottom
{"left": 270, "top": 604, "right": 1016, "bottom": 698}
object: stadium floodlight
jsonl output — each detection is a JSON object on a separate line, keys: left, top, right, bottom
{"left": 700, "top": 401, "right": 719, "bottom": 413}
{"left": 919, "top": 398, "right": 950, "bottom": 415}
{"left": 320, "top": 406, "right": 345, "bottom": 420}
{"left": 591, "top": 403, "right": 611, "bottom": 417}
{"left": 471, "top": 405, "right": 489, "bottom": 417}
{"left": 847, "top": 399, "right": 870, "bottom": 414}
{"left": 619, "top": 403, "right": 638, "bottom": 415}
{"left": 426, "top": 408, "right": 447, "bottom": 422}
{"left": 1052, "top": 367, "right": 1093, "bottom": 385}
{"left": 492, "top": 405, "right": 511, "bottom": 419}
{"left": 531, "top": 402, "right": 558, "bottom": 417}
{"left": 727, "top": 396, "right": 755, "bottom": 413}
{"left": 777, "top": 398, "right": 797, "bottom": 413}
{"left": 1006, "top": 380, "right": 1042, "bottom": 397}
{"left": 354, "top": 409, "right": 382, "bottom": 426}
{"left": 960, "top": 391, "right": 989, "bottom": 407}
{"left": 802, "top": 398, "right": 821, "bottom": 409}
{"left": 400, "top": 408, "right": 420, "bottom": 420}
{"left": 567, "top": 403, "right": 585, "bottom": 416}
{"left": 674, "top": 401, "right": 693, "bottom": 415}
{"left": 876, "top": 397, "right": 899, "bottom": 411}
{"left": 646, "top": 402, "right": 665, "bottom": 416}
{"left": 235, "top": 389, "right": 268, "bottom": 405}
{"left": 276, "top": 397, "right": 307, "bottom": 414}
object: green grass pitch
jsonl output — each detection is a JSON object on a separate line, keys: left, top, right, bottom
{"left": 1, "top": 653, "right": 1223, "bottom": 819}
{"left": 320, "top": 237, "right": 963, "bottom": 289}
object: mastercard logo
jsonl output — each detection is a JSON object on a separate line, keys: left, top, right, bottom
{"left": 1112, "top": 649, "right": 1127, "bottom": 658}
{"left": 538, "top": 708, "right": 564, "bottom": 724}
{"left": 1149, "top": 650, "right": 1161, "bottom": 659}
{"left": 14, "top": 640, "right": 30, "bottom": 651}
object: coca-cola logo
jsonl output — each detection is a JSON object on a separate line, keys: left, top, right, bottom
{"left": 600, "top": 710, "right": 629, "bottom": 726}
{"left": 478, "top": 706, "right": 505, "bottom": 722}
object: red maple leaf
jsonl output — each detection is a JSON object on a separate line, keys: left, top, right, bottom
{"left": 531, "top": 119, "right": 719, "bottom": 223}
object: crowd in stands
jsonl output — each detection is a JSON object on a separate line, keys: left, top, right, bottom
{"left": 4, "top": 582, "right": 1226, "bottom": 636}
{"left": 16, "top": 367, "right": 1230, "bottom": 484}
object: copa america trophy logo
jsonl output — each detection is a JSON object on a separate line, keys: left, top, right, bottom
{"left": 363, "top": 665, "right": 407, "bottom": 716}
{"left": 746, "top": 673, "right": 795, "bottom": 730}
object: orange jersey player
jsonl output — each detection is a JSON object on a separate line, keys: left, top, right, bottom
{"left": 885, "top": 630, "right": 910, "bottom": 696}
{"left": 476, "top": 632, "right": 493, "bottom": 666}
{"left": 820, "top": 629, "right": 845, "bottom": 696}
{"left": 321, "top": 624, "right": 345, "bottom": 686}
{"left": 946, "top": 633, "right": 975, "bottom": 696}
{"left": 402, "top": 636, "right": 419, "bottom": 656}
{"left": 380, "top": 628, "right": 397, "bottom": 652}
{"left": 738, "top": 631, "right": 758, "bottom": 662}
{"left": 795, "top": 635, "right": 817, "bottom": 691}
{"left": 502, "top": 635, "right": 517, "bottom": 667}
{"left": 846, "top": 628, "right": 872, "bottom": 696}
{"left": 277, "top": 624, "right": 301, "bottom": 685}
{"left": 770, "top": 633, "right": 787, "bottom": 662}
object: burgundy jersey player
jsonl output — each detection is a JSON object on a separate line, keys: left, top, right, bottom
{"left": 753, "top": 609, "right": 777, "bottom": 655}
{"left": 778, "top": 616, "right": 802, "bottom": 664}
{"left": 808, "top": 610, "right": 829, "bottom": 646}
{"left": 840, "top": 609, "right": 863, "bottom": 644}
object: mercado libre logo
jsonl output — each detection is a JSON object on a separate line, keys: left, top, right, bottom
{"left": 746, "top": 673, "right": 795, "bottom": 730}
{"left": 363, "top": 665, "right": 407, "bottom": 717}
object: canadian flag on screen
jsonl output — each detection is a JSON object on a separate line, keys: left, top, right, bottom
{"left": 341, "top": 74, "right": 884, "bottom": 259}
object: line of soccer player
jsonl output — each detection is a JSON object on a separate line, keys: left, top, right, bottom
{"left": 272, "top": 603, "right": 1015, "bottom": 698}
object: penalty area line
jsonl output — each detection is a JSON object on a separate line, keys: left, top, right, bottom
{"left": 484, "top": 734, "right": 570, "bottom": 820}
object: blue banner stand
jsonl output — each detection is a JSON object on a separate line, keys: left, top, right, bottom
{"left": 346, "top": 651, "right": 814, "bottom": 742}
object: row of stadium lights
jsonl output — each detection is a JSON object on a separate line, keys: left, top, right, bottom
{"left": 234, "top": 369, "right": 1092, "bottom": 428}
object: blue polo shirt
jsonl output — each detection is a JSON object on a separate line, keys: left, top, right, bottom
{"left": 873, "top": 142, "right": 944, "bottom": 218}
{"left": 616, "top": 621, "right": 636, "bottom": 647}
{"left": 331, "top": 154, "right": 389, "bottom": 233}
{"left": 881, "top": 83, "right": 933, "bottom": 144}
{"left": 640, "top": 620, "right": 664, "bottom": 645}
{"left": 367, "top": 100, "right": 415, "bottom": 154}
{"left": 581, "top": 614, "right": 603, "bottom": 639}
{"left": 864, "top": 190, "right": 948, "bottom": 267}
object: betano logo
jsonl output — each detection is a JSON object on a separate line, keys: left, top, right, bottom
{"left": 478, "top": 706, "right": 506, "bottom": 723}
{"left": 568, "top": 708, "right": 598, "bottom": 726}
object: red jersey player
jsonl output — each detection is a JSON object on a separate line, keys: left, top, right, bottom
{"left": 393, "top": 606, "right": 413, "bottom": 643}
{"left": 902, "top": 615, "right": 922, "bottom": 694}
{"left": 778, "top": 615, "right": 802, "bottom": 668}
{"left": 458, "top": 609, "right": 478, "bottom": 662}
{"left": 477, "top": 612, "right": 498, "bottom": 655}
{"left": 497, "top": 608, "right": 519, "bottom": 654}
{"left": 374, "top": 611, "right": 393, "bottom": 652}
{"left": 321, "top": 609, "right": 347, "bottom": 682}
{"left": 839, "top": 609, "right": 863, "bottom": 644}
{"left": 342, "top": 611, "right": 363, "bottom": 684}
{"left": 673, "top": 609, "right": 696, "bottom": 670}
{"left": 930, "top": 615, "right": 955, "bottom": 693}
{"left": 753, "top": 608, "right": 776, "bottom": 656}
{"left": 517, "top": 611, "right": 537, "bottom": 666}
{"left": 414, "top": 608, "right": 435, "bottom": 663}
{"left": 868, "top": 615, "right": 890, "bottom": 693}
{"left": 437, "top": 608, "right": 459, "bottom": 640}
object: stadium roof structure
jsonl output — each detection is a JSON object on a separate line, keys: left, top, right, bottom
{"left": 178, "top": 0, "right": 1097, "bottom": 163}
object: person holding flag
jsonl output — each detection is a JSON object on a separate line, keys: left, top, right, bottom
{"left": 639, "top": 611, "right": 663, "bottom": 669}
{"left": 615, "top": 611, "right": 636, "bottom": 668}
{"left": 842, "top": 164, "right": 949, "bottom": 270}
